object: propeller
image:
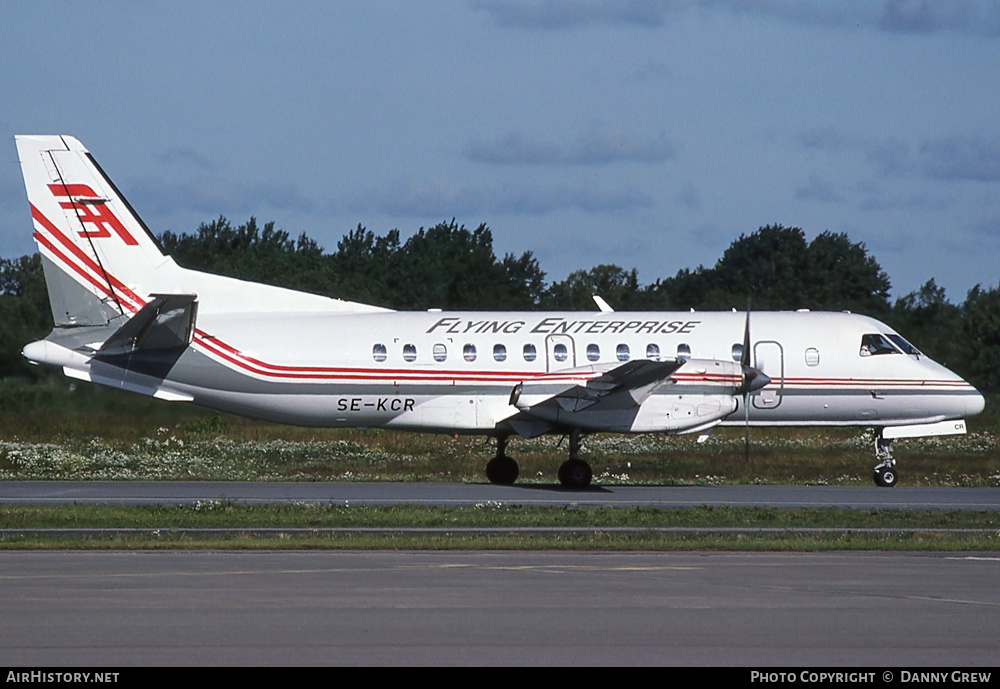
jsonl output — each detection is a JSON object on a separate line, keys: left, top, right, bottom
{"left": 735, "top": 303, "right": 771, "bottom": 461}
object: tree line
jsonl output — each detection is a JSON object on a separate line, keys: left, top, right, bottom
{"left": 2, "top": 219, "right": 998, "bottom": 391}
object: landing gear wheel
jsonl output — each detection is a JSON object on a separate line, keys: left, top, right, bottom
{"left": 486, "top": 454, "right": 519, "bottom": 485}
{"left": 872, "top": 430, "right": 897, "bottom": 487}
{"left": 558, "top": 458, "right": 593, "bottom": 488}
{"left": 873, "top": 465, "right": 898, "bottom": 488}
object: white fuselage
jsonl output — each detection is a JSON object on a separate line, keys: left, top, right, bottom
{"left": 15, "top": 134, "right": 985, "bottom": 445}
{"left": 119, "top": 307, "right": 983, "bottom": 436}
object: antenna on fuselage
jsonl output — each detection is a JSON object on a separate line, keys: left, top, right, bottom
{"left": 592, "top": 295, "right": 614, "bottom": 313}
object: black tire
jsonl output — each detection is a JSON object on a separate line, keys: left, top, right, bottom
{"left": 486, "top": 455, "right": 518, "bottom": 485}
{"left": 873, "top": 466, "right": 898, "bottom": 488}
{"left": 558, "top": 458, "right": 593, "bottom": 488}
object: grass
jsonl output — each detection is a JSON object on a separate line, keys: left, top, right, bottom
{"left": 1, "top": 421, "right": 996, "bottom": 486}
{"left": 2, "top": 503, "right": 998, "bottom": 550}
{"left": 0, "top": 378, "right": 997, "bottom": 550}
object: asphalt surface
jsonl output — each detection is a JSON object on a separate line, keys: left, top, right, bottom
{"left": 1, "top": 481, "right": 998, "bottom": 510}
{"left": 3, "top": 483, "right": 998, "bottom": 666}
{"left": 1, "top": 551, "right": 997, "bottom": 666}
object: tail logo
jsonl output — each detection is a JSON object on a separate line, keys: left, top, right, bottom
{"left": 48, "top": 184, "right": 138, "bottom": 246}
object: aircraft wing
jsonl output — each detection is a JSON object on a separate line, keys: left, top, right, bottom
{"left": 507, "top": 359, "right": 685, "bottom": 436}
{"left": 548, "top": 359, "right": 684, "bottom": 411}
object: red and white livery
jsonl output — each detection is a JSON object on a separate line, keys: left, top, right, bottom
{"left": 16, "top": 135, "right": 985, "bottom": 487}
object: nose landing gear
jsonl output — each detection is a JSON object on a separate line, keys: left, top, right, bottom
{"left": 872, "top": 432, "right": 898, "bottom": 488}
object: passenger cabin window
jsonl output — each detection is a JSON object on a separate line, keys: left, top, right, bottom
{"left": 586, "top": 344, "right": 600, "bottom": 362}
{"left": 646, "top": 343, "right": 660, "bottom": 361}
{"left": 677, "top": 343, "right": 691, "bottom": 360}
{"left": 553, "top": 343, "right": 568, "bottom": 362}
{"left": 616, "top": 344, "right": 630, "bottom": 362}
{"left": 402, "top": 343, "right": 417, "bottom": 362}
{"left": 372, "top": 343, "right": 387, "bottom": 362}
{"left": 731, "top": 343, "right": 744, "bottom": 362}
{"left": 804, "top": 347, "right": 820, "bottom": 367}
{"left": 523, "top": 344, "right": 537, "bottom": 362}
{"left": 493, "top": 344, "right": 507, "bottom": 362}
{"left": 463, "top": 344, "right": 477, "bottom": 362}
{"left": 859, "top": 333, "right": 898, "bottom": 357}
{"left": 432, "top": 343, "right": 447, "bottom": 362}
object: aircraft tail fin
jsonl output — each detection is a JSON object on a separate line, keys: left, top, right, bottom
{"left": 16, "top": 135, "right": 176, "bottom": 327}
{"left": 17, "top": 135, "right": 390, "bottom": 322}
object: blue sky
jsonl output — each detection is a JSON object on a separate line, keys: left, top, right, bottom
{"left": 1, "top": 0, "right": 998, "bottom": 304}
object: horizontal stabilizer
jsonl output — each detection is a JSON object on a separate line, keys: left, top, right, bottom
{"left": 63, "top": 366, "right": 194, "bottom": 402}
{"left": 96, "top": 294, "right": 197, "bottom": 357}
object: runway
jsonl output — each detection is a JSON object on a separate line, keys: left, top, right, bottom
{"left": 1, "top": 551, "right": 997, "bottom": 666}
{"left": 1, "top": 481, "right": 999, "bottom": 510}
{"left": 2, "top": 483, "right": 998, "bottom": 666}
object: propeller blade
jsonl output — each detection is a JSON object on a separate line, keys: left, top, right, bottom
{"left": 741, "top": 305, "right": 751, "bottom": 368}
{"left": 744, "top": 389, "right": 750, "bottom": 462}
{"left": 742, "top": 301, "right": 752, "bottom": 462}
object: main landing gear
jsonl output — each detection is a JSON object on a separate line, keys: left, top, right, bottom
{"left": 557, "top": 428, "right": 592, "bottom": 489}
{"left": 872, "top": 431, "right": 898, "bottom": 488}
{"left": 485, "top": 436, "right": 519, "bottom": 485}
{"left": 484, "top": 430, "right": 595, "bottom": 489}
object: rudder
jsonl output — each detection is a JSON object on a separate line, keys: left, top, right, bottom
{"left": 16, "top": 135, "right": 175, "bottom": 326}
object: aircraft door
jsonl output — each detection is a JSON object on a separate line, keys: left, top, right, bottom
{"left": 545, "top": 335, "right": 576, "bottom": 372}
{"left": 752, "top": 340, "right": 784, "bottom": 409}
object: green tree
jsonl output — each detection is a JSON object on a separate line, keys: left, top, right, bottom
{"left": 646, "top": 225, "right": 892, "bottom": 314}
{"left": 542, "top": 264, "right": 640, "bottom": 310}
{"left": 160, "top": 217, "right": 336, "bottom": 296}
{"left": 0, "top": 254, "right": 53, "bottom": 378}
{"left": 386, "top": 221, "right": 521, "bottom": 310}
{"left": 890, "top": 279, "right": 963, "bottom": 368}
{"left": 806, "top": 232, "right": 891, "bottom": 317}
{"left": 330, "top": 225, "right": 401, "bottom": 305}
{"left": 960, "top": 284, "right": 1000, "bottom": 392}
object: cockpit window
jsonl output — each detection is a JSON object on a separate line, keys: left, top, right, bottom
{"left": 886, "top": 334, "right": 921, "bottom": 356}
{"left": 859, "top": 333, "right": 898, "bottom": 357}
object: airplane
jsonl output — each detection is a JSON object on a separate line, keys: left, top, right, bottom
{"left": 14, "top": 135, "right": 986, "bottom": 488}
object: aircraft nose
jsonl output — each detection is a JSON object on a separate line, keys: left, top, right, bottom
{"left": 966, "top": 387, "right": 986, "bottom": 417}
